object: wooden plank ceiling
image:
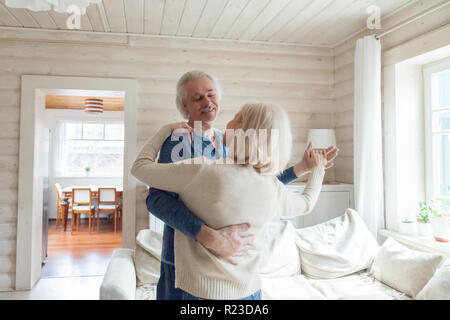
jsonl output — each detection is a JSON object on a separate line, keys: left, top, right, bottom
{"left": 0, "top": 0, "right": 415, "bottom": 46}
{"left": 45, "top": 95, "right": 124, "bottom": 111}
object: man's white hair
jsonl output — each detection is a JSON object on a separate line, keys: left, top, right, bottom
{"left": 175, "top": 70, "right": 222, "bottom": 119}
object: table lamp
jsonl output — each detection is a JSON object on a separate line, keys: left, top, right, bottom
{"left": 307, "top": 129, "right": 337, "bottom": 149}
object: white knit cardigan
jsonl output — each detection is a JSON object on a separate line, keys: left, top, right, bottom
{"left": 131, "top": 125, "right": 325, "bottom": 299}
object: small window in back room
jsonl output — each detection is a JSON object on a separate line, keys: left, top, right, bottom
{"left": 57, "top": 120, "right": 124, "bottom": 177}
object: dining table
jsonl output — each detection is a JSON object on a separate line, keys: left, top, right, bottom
{"left": 60, "top": 185, "right": 123, "bottom": 231}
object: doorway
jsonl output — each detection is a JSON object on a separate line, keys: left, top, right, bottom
{"left": 41, "top": 89, "right": 125, "bottom": 278}
{"left": 16, "top": 76, "right": 138, "bottom": 290}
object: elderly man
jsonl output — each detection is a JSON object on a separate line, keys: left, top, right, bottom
{"left": 147, "top": 70, "right": 338, "bottom": 300}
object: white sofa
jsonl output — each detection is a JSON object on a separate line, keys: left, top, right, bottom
{"left": 100, "top": 209, "right": 449, "bottom": 300}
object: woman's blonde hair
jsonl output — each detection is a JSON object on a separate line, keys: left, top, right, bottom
{"left": 230, "top": 103, "right": 292, "bottom": 176}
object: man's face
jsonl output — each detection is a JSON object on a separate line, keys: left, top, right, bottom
{"left": 183, "top": 77, "right": 219, "bottom": 124}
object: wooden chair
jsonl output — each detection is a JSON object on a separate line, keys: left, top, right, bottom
{"left": 116, "top": 195, "right": 123, "bottom": 222}
{"left": 71, "top": 188, "right": 96, "bottom": 233}
{"left": 98, "top": 188, "right": 119, "bottom": 232}
{"left": 54, "top": 183, "right": 71, "bottom": 229}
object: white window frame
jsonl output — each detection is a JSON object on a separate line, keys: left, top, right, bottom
{"left": 58, "top": 120, "right": 125, "bottom": 177}
{"left": 423, "top": 56, "right": 450, "bottom": 201}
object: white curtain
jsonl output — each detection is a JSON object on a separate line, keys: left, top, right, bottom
{"left": 353, "top": 36, "right": 384, "bottom": 241}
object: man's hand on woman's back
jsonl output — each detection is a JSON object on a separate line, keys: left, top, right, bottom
{"left": 196, "top": 223, "right": 255, "bottom": 266}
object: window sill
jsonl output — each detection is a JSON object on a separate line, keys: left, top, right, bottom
{"left": 379, "top": 229, "right": 450, "bottom": 258}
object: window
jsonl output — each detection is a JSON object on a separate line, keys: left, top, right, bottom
{"left": 424, "top": 57, "right": 450, "bottom": 200}
{"left": 58, "top": 121, "right": 124, "bottom": 177}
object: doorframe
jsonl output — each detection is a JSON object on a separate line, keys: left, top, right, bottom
{"left": 16, "top": 75, "right": 138, "bottom": 290}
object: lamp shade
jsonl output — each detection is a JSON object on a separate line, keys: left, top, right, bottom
{"left": 307, "top": 129, "right": 337, "bottom": 149}
{"left": 84, "top": 98, "right": 103, "bottom": 114}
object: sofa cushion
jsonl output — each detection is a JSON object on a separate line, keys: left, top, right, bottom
{"left": 369, "top": 237, "right": 444, "bottom": 298}
{"left": 135, "top": 284, "right": 157, "bottom": 300}
{"left": 306, "top": 271, "right": 410, "bottom": 300}
{"left": 416, "top": 258, "right": 450, "bottom": 300}
{"left": 258, "top": 220, "right": 301, "bottom": 278}
{"left": 295, "top": 208, "right": 379, "bottom": 279}
{"left": 261, "top": 275, "right": 325, "bottom": 300}
{"left": 134, "top": 229, "right": 163, "bottom": 285}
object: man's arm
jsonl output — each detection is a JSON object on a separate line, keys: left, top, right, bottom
{"left": 277, "top": 166, "right": 298, "bottom": 185}
{"left": 147, "top": 189, "right": 253, "bottom": 266}
{"left": 147, "top": 187, "right": 204, "bottom": 240}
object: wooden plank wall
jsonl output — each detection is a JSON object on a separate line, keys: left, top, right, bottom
{"left": 0, "top": 29, "right": 334, "bottom": 290}
{"left": 332, "top": 0, "right": 450, "bottom": 184}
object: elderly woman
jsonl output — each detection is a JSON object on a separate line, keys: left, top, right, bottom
{"left": 131, "top": 103, "right": 327, "bottom": 300}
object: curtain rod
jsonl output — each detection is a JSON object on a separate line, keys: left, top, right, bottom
{"left": 375, "top": 1, "right": 449, "bottom": 40}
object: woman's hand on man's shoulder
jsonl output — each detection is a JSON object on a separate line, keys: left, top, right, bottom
{"left": 165, "top": 122, "right": 194, "bottom": 141}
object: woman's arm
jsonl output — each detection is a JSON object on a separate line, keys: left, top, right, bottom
{"left": 131, "top": 125, "right": 200, "bottom": 193}
{"left": 279, "top": 166, "right": 325, "bottom": 217}
{"left": 278, "top": 150, "right": 326, "bottom": 217}
{"left": 146, "top": 134, "right": 206, "bottom": 241}
{"left": 292, "top": 143, "right": 339, "bottom": 178}
{"left": 277, "top": 143, "right": 339, "bottom": 184}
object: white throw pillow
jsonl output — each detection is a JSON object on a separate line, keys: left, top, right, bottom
{"left": 369, "top": 237, "right": 444, "bottom": 298}
{"left": 416, "top": 258, "right": 450, "bottom": 300}
{"left": 295, "top": 208, "right": 380, "bottom": 279}
{"left": 258, "top": 220, "right": 301, "bottom": 278}
{"left": 134, "top": 229, "right": 163, "bottom": 285}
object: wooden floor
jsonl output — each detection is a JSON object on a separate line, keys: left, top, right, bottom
{"left": 41, "top": 218, "right": 122, "bottom": 278}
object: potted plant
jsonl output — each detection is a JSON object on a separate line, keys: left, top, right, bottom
{"left": 430, "top": 198, "right": 450, "bottom": 242}
{"left": 416, "top": 201, "right": 434, "bottom": 237}
{"left": 84, "top": 166, "right": 91, "bottom": 176}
